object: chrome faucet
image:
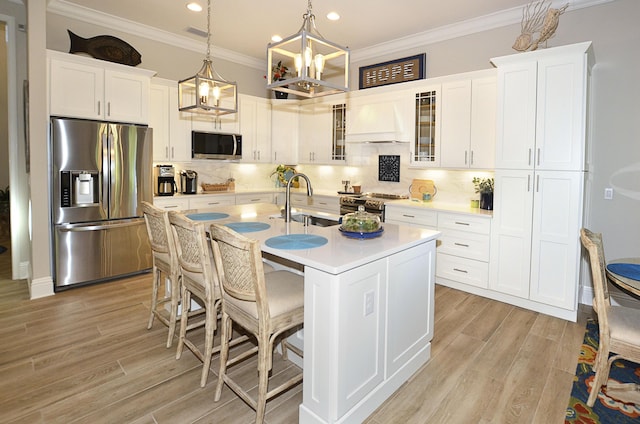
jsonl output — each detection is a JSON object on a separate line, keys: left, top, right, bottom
{"left": 284, "top": 173, "right": 313, "bottom": 222}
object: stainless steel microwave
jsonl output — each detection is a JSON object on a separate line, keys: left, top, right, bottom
{"left": 192, "top": 131, "right": 242, "bottom": 160}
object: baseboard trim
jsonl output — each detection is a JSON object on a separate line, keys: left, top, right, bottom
{"left": 580, "top": 284, "right": 640, "bottom": 308}
{"left": 29, "top": 276, "right": 55, "bottom": 299}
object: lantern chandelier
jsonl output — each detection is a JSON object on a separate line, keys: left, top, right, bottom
{"left": 178, "top": 0, "right": 237, "bottom": 115}
{"left": 266, "top": 0, "right": 350, "bottom": 98}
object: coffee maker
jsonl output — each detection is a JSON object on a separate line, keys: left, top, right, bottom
{"left": 180, "top": 170, "right": 198, "bottom": 194}
{"left": 155, "top": 164, "right": 176, "bottom": 196}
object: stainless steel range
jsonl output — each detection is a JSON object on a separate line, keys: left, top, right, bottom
{"left": 339, "top": 193, "right": 409, "bottom": 221}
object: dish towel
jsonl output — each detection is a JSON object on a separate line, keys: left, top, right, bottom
{"left": 607, "top": 263, "right": 640, "bottom": 281}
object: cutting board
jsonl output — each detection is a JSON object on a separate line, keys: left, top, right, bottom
{"left": 410, "top": 179, "right": 437, "bottom": 200}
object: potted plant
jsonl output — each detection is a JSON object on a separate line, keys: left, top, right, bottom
{"left": 473, "top": 177, "right": 494, "bottom": 210}
{"left": 266, "top": 61, "right": 290, "bottom": 99}
{"left": 271, "top": 165, "right": 299, "bottom": 188}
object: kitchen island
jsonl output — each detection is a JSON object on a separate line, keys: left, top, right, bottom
{"left": 184, "top": 203, "right": 440, "bottom": 424}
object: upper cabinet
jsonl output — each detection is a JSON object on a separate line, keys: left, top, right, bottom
{"left": 491, "top": 42, "right": 593, "bottom": 171}
{"left": 271, "top": 100, "right": 299, "bottom": 165}
{"left": 48, "top": 50, "right": 155, "bottom": 124}
{"left": 410, "top": 85, "right": 441, "bottom": 167}
{"left": 240, "top": 95, "right": 272, "bottom": 163}
{"left": 149, "top": 78, "right": 191, "bottom": 162}
{"left": 439, "top": 74, "right": 497, "bottom": 169}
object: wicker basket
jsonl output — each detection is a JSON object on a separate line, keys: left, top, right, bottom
{"left": 201, "top": 183, "right": 229, "bottom": 192}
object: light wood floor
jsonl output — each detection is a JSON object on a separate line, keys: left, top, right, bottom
{"left": 0, "top": 244, "right": 591, "bottom": 423}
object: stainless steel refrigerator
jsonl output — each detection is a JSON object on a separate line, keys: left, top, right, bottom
{"left": 50, "top": 117, "right": 153, "bottom": 289}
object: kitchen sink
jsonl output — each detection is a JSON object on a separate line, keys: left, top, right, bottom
{"left": 270, "top": 213, "right": 341, "bottom": 227}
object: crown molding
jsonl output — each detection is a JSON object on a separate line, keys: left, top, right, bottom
{"left": 47, "top": 0, "right": 613, "bottom": 71}
{"left": 351, "top": 0, "right": 615, "bottom": 63}
{"left": 46, "top": 0, "right": 264, "bottom": 70}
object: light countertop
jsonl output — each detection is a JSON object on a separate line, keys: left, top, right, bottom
{"left": 385, "top": 199, "right": 493, "bottom": 218}
{"left": 182, "top": 203, "right": 440, "bottom": 275}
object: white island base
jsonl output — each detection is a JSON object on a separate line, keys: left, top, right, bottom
{"left": 297, "top": 242, "right": 436, "bottom": 424}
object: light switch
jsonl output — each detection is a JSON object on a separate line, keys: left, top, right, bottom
{"left": 604, "top": 188, "right": 613, "bottom": 200}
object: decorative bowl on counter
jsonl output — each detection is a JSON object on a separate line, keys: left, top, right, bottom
{"left": 340, "top": 205, "right": 383, "bottom": 238}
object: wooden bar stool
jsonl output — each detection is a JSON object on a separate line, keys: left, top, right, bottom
{"left": 141, "top": 201, "right": 180, "bottom": 348}
{"left": 210, "top": 223, "right": 304, "bottom": 424}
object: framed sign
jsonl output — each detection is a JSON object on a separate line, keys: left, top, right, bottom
{"left": 359, "top": 54, "right": 425, "bottom": 90}
{"left": 378, "top": 155, "right": 400, "bottom": 182}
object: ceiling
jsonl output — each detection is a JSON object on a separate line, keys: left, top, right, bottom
{"left": 46, "top": 0, "right": 591, "bottom": 67}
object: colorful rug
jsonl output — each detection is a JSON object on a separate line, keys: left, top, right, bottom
{"left": 565, "top": 320, "right": 640, "bottom": 423}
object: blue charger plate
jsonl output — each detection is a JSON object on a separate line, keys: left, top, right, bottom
{"left": 265, "top": 234, "right": 328, "bottom": 250}
{"left": 607, "top": 263, "right": 640, "bottom": 281}
{"left": 186, "top": 212, "right": 230, "bottom": 221}
{"left": 225, "top": 222, "right": 271, "bottom": 233}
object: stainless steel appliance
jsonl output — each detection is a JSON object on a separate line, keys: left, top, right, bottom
{"left": 50, "top": 117, "right": 153, "bottom": 289}
{"left": 339, "top": 193, "right": 409, "bottom": 221}
{"left": 180, "top": 170, "right": 198, "bottom": 194}
{"left": 192, "top": 131, "right": 242, "bottom": 160}
{"left": 155, "top": 164, "right": 177, "bottom": 196}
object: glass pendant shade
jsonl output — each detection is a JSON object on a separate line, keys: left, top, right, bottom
{"left": 178, "top": 0, "right": 237, "bottom": 115}
{"left": 267, "top": 1, "right": 349, "bottom": 98}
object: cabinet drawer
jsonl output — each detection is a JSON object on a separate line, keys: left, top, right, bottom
{"left": 310, "top": 196, "right": 339, "bottom": 214}
{"left": 438, "top": 212, "right": 491, "bottom": 235}
{"left": 384, "top": 206, "right": 438, "bottom": 229}
{"left": 189, "top": 195, "right": 235, "bottom": 209}
{"left": 236, "top": 193, "right": 273, "bottom": 204}
{"left": 153, "top": 197, "right": 189, "bottom": 211}
{"left": 436, "top": 252, "right": 489, "bottom": 288}
{"left": 438, "top": 229, "right": 490, "bottom": 262}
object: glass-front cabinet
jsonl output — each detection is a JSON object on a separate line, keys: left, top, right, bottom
{"left": 332, "top": 103, "right": 346, "bottom": 161}
{"left": 411, "top": 87, "right": 440, "bottom": 167}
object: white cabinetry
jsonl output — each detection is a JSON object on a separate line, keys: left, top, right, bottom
{"left": 410, "top": 86, "right": 441, "bottom": 167}
{"left": 439, "top": 75, "right": 496, "bottom": 169}
{"left": 384, "top": 205, "right": 437, "bottom": 229}
{"left": 492, "top": 43, "right": 590, "bottom": 171}
{"left": 271, "top": 101, "right": 299, "bottom": 164}
{"left": 48, "top": 50, "right": 154, "bottom": 124}
{"left": 489, "top": 42, "right": 593, "bottom": 320}
{"left": 153, "top": 197, "right": 190, "bottom": 211}
{"left": 235, "top": 193, "right": 274, "bottom": 205}
{"left": 299, "top": 102, "right": 332, "bottom": 164}
{"left": 149, "top": 78, "right": 191, "bottom": 162}
{"left": 240, "top": 95, "right": 272, "bottom": 163}
{"left": 189, "top": 194, "right": 236, "bottom": 208}
{"left": 436, "top": 213, "right": 491, "bottom": 289}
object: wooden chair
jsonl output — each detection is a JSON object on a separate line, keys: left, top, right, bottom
{"left": 210, "top": 223, "right": 304, "bottom": 424}
{"left": 580, "top": 228, "right": 640, "bottom": 406}
{"left": 141, "top": 201, "right": 180, "bottom": 348}
{"left": 169, "top": 211, "right": 223, "bottom": 387}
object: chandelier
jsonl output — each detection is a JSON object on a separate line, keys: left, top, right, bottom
{"left": 266, "top": 0, "right": 349, "bottom": 98}
{"left": 178, "top": 0, "right": 237, "bottom": 115}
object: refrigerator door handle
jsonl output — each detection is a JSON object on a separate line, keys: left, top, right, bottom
{"left": 57, "top": 219, "right": 145, "bottom": 232}
{"left": 102, "top": 129, "right": 110, "bottom": 211}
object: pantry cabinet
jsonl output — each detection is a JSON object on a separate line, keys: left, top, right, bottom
{"left": 492, "top": 42, "right": 591, "bottom": 171}
{"left": 240, "top": 95, "right": 272, "bottom": 163}
{"left": 489, "top": 42, "right": 593, "bottom": 320}
{"left": 48, "top": 50, "right": 154, "bottom": 124}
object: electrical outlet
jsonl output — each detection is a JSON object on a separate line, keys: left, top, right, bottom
{"left": 604, "top": 188, "right": 613, "bottom": 200}
{"left": 364, "top": 291, "right": 374, "bottom": 316}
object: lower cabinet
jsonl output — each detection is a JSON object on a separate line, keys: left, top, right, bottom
{"left": 235, "top": 193, "right": 274, "bottom": 204}
{"left": 189, "top": 195, "right": 236, "bottom": 209}
{"left": 290, "top": 193, "right": 340, "bottom": 215}
{"left": 490, "top": 170, "right": 583, "bottom": 314}
{"left": 153, "top": 192, "right": 275, "bottom": 211}
{"left": 153, "top": 197, "right": 190, "bottom": 211}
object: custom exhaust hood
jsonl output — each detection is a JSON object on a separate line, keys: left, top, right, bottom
{"left": 345, "top": 95, "right": 411, "bottom": 143}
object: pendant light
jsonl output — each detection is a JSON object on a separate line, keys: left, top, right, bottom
{"left": 178, "top": 0, "right": 237, "bottom": 115}
{"left": 266, "top": 0, "right": 349, "bottom": 98}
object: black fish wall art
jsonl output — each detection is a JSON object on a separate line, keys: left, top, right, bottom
{"left": 67, "top": 30, "right": 142, "bottom": 66}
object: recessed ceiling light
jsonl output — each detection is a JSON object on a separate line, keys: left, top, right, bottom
{"left": 271, "top": 35, "right": 283, "bottom": 43}
{"left": 186, "top": 2, "right": 203, "bottom": 12}
{"left": 327, "top": 12, "right": 340, "bottom": 21}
